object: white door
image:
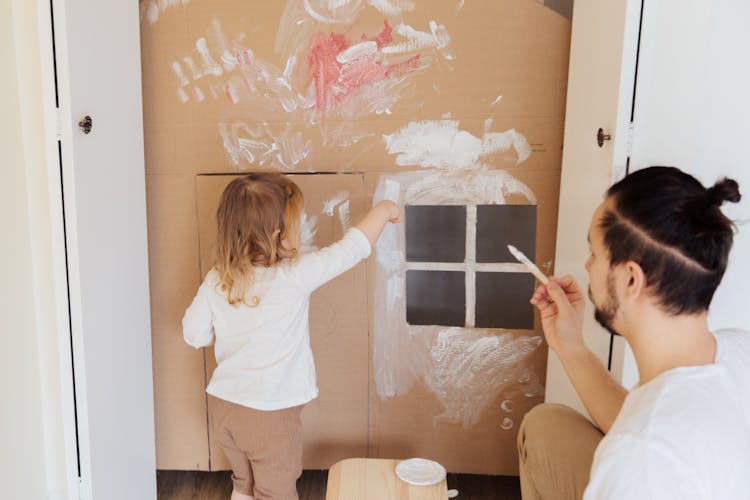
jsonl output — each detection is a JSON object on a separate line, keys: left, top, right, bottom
{"left": 52, "top": 0, "right": 156, "bottom": 498}
{"left": 612, "top": 0, "right": 750, "bottom": 387}
{"left": 545, "top": 0, "right": 643, "bottom": 413}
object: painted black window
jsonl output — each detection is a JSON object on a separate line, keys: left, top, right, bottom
{"left": 405, "top": 205, "right": 466, "bottom": 262}
{"left": 476, "top": 205, "right": 536, "bottom": 263}
{"left": 404, "top": 204, "right": 537, "bottom": 330}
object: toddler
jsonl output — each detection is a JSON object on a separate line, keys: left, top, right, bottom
{"left": 182, "top": 173, "right": 400, "bottom": 500}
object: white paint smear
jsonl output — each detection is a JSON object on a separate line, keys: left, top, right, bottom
{"left": 322, "top": 191, "right": 350, "bottom": 216}
{"left": 336, "top": 41, "right": 378, "bottom": 64}
{"left": 219, "top": 122, "right": 311, "bottom": 170}
{"left": 304, "top": 0, "right": 363, "bottom": 23}
{"left": 141, "top": 0, "right": 188, "bottom": 25}
{"left": 146, "top": 2, "right": 159, "bottom": 24}
{"left": 382, "top": 22, "right": 452, "bottom": 58}
{"left": 490, "top": 95, "right": 503, "bottom": 106}
{"left": 196, "top": 37, "right": 223, "bottom": 77}
{"left": 182, "top": 56, "right": 202, "bottom": 80}
{"left": 418, "top": 327, "right": 542, "bottom": 427}
{"left": 170, "top": 61, "right": 190, "bottom": 87}
{"left": 403, "top": 170, "right": 537, "bottom": 205}
{"left": 501, "top": 417, "right": 514, "bottom": 430}
{"left": 177, "top": 88, "right": 189, "bottom": 103}
{"left": 225, "top": 82, "right": 239, "bottom": 104}
{"left": 299, "top": 212, "right": 319, "bottom": 252}
{"left": 368, "top": 0, "right": 416, "bottom": 16}
{"left": 337, "top": 200, "right": 352, "bottom": 230}
{"left": 384, "top": 120, "right": 532, "bottom": 169}
{"left": 383, "top": 179, "right": 401, "bottom": 203}
{"left": 386, "top": 276, "right": 404, "bottom": 312}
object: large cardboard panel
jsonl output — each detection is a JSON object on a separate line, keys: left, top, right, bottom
{"left": 365, "top": 170, "right": 559, "bottom": 474}
{"left": 195, "top": 174, "right": 369, "bottom": 470}
{"left": 146, "top": 173, "right": 210, "bottom": 469}
{"left": 141, "top": 0, "right": 570, "bottom": 474}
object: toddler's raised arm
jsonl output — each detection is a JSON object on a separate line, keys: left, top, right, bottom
{"left": 291, "top": 201, "right": 402, "bottom": 293}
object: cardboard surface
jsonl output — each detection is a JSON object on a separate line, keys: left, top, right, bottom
{"left": 146, "top": 173, "right": 210, "bottom": 469}
{"left": 140, "top": 0, "right": 570, "bottom": 473}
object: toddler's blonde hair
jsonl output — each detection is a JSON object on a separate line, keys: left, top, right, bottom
{"left": 215, "top": 173, "right": 303, "bottom": 305}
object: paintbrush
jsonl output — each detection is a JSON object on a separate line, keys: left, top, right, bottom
{"left": 507, "top": 245, "right": 550, "bottom": 285}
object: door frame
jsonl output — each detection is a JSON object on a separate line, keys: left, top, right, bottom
{"left": 545, "top": 0, "right": 644, "bottom": 413}
{"left": 41, "top": 0, "right": 157, "bottom": 498}
{"left": 35, "top": 0, "right": 82, "bottom": 497}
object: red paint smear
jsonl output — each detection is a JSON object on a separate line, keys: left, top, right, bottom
{"left": 362, "top": 19, "right": 394, "bottom": 49}
{"left": 225, "top": 84, "right": 237, "bottom": 104}
{"left": 308, "top": 19, "right": 419, "bottom": 126}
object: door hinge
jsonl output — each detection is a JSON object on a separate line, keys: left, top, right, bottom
{"left": 56, "top": 107, "right": 63, "bottom": 140}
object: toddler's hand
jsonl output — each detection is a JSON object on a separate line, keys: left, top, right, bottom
{"left": 377, "top": 200, "right": 402, "bottom": 223}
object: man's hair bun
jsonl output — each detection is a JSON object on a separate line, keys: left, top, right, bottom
{"left": 706, "top": 177, "right": 741, "bottom": 207}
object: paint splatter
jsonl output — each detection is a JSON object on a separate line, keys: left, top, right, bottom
{"left": 384, "top": 120, "right": 532, "bottom": 169}
{"left": 306, "top": 20, "right": 421, "bottom": 125}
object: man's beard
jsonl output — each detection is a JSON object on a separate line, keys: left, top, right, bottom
{"left": 589, "top": 272, "right": 621, "bottom": 336}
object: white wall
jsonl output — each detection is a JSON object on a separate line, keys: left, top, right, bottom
{"left": 1, "top": 0, "right": 69, "bottom": 498}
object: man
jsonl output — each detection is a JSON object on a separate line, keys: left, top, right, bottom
{"left": 517, "top": 166, "right": 750, "bottom": 499}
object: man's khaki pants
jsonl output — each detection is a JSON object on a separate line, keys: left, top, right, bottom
{"left": 517, "top": 404, "right": 605, "bottom": 500}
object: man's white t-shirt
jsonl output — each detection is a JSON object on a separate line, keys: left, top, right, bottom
{"left": 182, "top": 228, "right": 371, "bottom": 411}
{"left": 584, "top": 328, "right": 750, "bottom": 499}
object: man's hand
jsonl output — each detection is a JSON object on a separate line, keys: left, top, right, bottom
{"left": 530, "top": 275, "right": 586, "bottom": 360}
{"left": 531, "top": 275, "right": 627, "bottom": 433}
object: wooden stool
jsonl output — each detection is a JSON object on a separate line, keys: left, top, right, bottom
{"left": 325, "top": 458, "right": 449, "bottom": 500}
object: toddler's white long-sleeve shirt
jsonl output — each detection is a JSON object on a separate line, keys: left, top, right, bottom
{"left": 182, "top": 228, "right": 371, "bottom": 410}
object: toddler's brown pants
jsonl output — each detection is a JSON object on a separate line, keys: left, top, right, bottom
{"left": 208, "top": 395, "right": 304, "bottom": 500}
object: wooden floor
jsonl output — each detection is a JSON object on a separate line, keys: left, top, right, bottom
{"left": 157, "top": 470, "right": 522, "bottom": 500}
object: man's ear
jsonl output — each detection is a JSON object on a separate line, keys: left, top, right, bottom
{"left": 623, "top": 260, "right": 647, "bottom": 300}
